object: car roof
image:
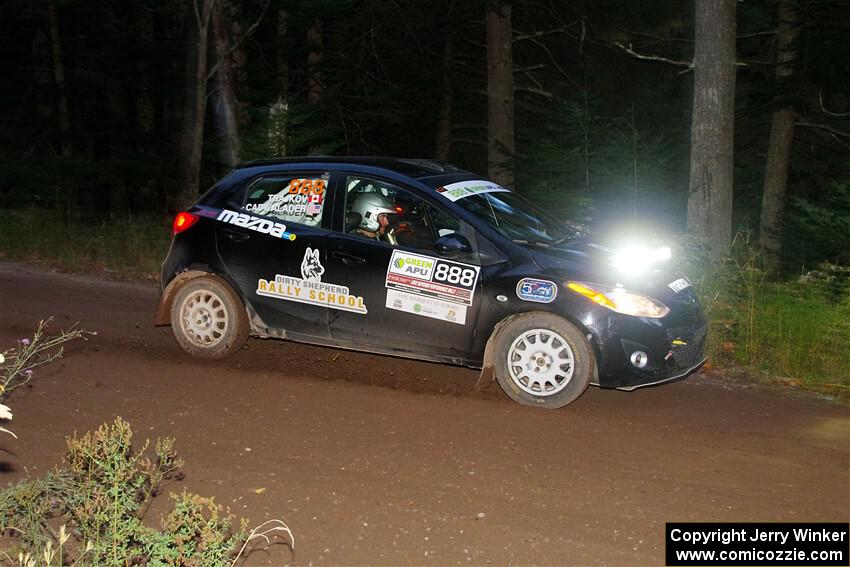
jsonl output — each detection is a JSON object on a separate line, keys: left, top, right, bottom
{"left": 235, "top": 156, "right": 480, "bottom": 188}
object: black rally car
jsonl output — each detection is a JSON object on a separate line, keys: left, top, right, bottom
{"left": 156, "top": 157, "right": 706, "bottom": 408}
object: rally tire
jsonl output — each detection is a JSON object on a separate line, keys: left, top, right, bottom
{"left": 169, "top": 275, "right": 249, "bottom": 359}
{"left": 492, "top": 312, "right": 593, "bottom": 409}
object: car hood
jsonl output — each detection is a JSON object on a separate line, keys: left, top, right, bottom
{"left": 526, "top": 237, "right": 687, "bottom": 299}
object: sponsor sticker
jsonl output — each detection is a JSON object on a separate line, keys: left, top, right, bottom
{"left": 668, "top": 278, "right": 691, "bottom": 293}
{"left": 217, "top": 209, "right": 296, "bottom": 240}
{"left": 435, "top": 180, "right": 510, "bottom": 202}
{"left": 385, "top": 289, "right": 467, "bottom": 325}
{"left": 516, "top": 278, "right": 558, "bottom": 303}
{"left": 385, "top": 250, "right": 480, "bottom": 306}
{"left": 257, "top": 247, "right": 366, "bottom": 314}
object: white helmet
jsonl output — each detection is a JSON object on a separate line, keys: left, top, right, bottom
{"left": 351, "top": 192, "right": 396, "bottom": 232}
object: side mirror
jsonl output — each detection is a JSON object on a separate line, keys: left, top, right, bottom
{"left": 434, "top": 233, "right": 472, "bottom": 258}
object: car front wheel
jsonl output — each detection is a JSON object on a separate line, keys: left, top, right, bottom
{"left": 493, "top": 313, "right": 593, "bottom": 409}
{"left": 169, "top": 276, "right": 249, "bottom": 359}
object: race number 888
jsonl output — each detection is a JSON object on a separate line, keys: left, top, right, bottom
{"left": 433, "top": 262, "right": 477, "bottom": 289}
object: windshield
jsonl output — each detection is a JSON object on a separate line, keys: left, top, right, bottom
{"left": 444, "top": 182, "right": 578, "bottom": 246}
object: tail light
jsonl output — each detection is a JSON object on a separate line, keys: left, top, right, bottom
{"left": 172, "top": 212, "right": 199, "bottom": 235}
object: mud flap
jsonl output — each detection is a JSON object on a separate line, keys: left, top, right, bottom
{"left": 474, "top": 314, "right": 518, "bottom": 392}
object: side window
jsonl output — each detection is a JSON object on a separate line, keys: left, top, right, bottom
{"left": 343, "top": 175, "right": 469, "bottom": 255}
{"left": 242, "top": 173, "right": 329, "bottom": 227}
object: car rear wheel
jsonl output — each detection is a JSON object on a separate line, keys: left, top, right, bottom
{"left": 170, "top": 276, "right": 249, "bottom": 359}
{"left": 493, "top": 313, "right": 593, "bottom": 409}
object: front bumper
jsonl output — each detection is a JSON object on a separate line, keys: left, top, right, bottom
{"left": 611, "top": 355, "right": 707, "bottom": 391}
{"left": 592, "top": 311, "right": 708, "bottom": 389}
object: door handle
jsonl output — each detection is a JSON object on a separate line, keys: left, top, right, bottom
{"left": 332, "top": 251, "right": 366, "bottom": 265}
{"left": 223, "top": 229, "right": 250, "bottom": 242}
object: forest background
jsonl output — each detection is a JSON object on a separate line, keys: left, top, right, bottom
{"left": 0, "top": 0, "right": 848, "bottom": 390}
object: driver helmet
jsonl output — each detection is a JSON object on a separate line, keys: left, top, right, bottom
{"left": 351, "top": 192, "right": 397, "bottom": 232}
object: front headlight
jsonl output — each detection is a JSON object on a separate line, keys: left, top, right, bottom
{"left": 610, "top": 244, "right": 672, "bottom": 276}
{"left": 565, "top": 282, "right": 670, "bottom": 318}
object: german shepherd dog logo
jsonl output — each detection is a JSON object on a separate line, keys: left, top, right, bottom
{"left": 300, "top": 247, "right": 324, "bottom": 282}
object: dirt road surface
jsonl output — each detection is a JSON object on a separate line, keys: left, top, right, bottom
{"left": 0, "top": 262, "right": 847, "bottom": 566}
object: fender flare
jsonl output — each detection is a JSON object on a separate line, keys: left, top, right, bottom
{"left": 475, "top": 311, "right": 599, "bottom": 390}
{"left": 154, "top": 270, "right": 233, "bottom": 326}
{"left": 474, "top": 313, "right": 520, "bottom": 390}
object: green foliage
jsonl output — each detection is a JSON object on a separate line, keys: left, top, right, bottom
{"left": 687, "top": 233, "right": 850, "bottom": 392}
{"left": 62, "top": 418, "right": 184, "bottom": 566}
{"left": 0, "top": 208, "right": 170, "bottom": 278}
{"left": 787, "top": 181, "right": 850, "bottom": 265}
{"left": 516, "top": 99, "right": 685, "bottom": 231}
{"left": 0, "top": 418, "right": 249, "bottom": 567}
{"left": 0, "top": 472, "right": 71, "bottom": 553}
{"left": 143, "top": 493, "right": 247, "bottom": 567}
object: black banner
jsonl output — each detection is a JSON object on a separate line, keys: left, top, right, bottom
{"left": 666, "top": 523, "right": 849, "bottom": 566}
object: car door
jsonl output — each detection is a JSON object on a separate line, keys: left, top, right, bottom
{"left": 324, "top": 173, "right": 484, "bottom": 360}
{"left": 215, "top": 170, "right": 336, "bottom": 339}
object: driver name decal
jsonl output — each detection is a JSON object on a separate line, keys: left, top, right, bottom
{"left": 257, "top": 247, "right": 367, "bottom": 314}
{"left": 244, "top": 178, "right": 326, "bottom": 225}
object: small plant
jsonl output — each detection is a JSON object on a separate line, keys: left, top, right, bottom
{"left": 0, "top": 322, "right": 293, "bottom": 565}
{"left": 682, "top": 232, "right": 850, "bottom": 392}
{"left": 11, "top": 525, "right": 92, "bottom": 567}
{"left": 0, "top": 418, "right": 293, "bottom": 566}
{"left": 0, "top": 320, "right": 93, "bottom": 438}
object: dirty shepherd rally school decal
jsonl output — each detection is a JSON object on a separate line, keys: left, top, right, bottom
{"left": 385, "top": 250, "right": 480, "bottom": 325}
{"left": 256, "top": 247, "right": 367, "bottom": 314}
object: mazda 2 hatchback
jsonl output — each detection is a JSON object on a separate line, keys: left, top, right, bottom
{"left": 156, "top": 157, "right": 706, "bottom": 408}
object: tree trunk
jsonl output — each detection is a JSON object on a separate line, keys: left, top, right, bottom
{"left": 135, "top": 5, "right": 156, "bottom": 143}
{"left": 268, "top": 7, "right": 289, "bottom": 156}
{"left": 307, "top": 18, "right": 323, "bottom": 105}
{"left": 486, "top": 3, "right": 514, "bottom": 188}
{"left": 759, "top": 0, "right": 799, "bottom": 272}
{"left": 47, "top": 0, "right": 71, "bottom": 158}
{"left": 686, "top": 0, "right": 737, "bottom": 260}
{"left": 434, "top": 33, "right": 454, "bottom": 160}
{"left": 211, "top": 0, "right": 241, "bottom": 168}
{"left": 107, "top": 88, "right": 128, "bottom": 218}
{"left": 306, "top": 18, "right": 323, "bottom": 155}
{"left": 177, "top": 0, "right": 213, "bottom": 209}
{"left": 267, "top": 8, "right": 289, "bottom": 156}
{"left": 33, "top": 31, "right": 53, "bottom": 123}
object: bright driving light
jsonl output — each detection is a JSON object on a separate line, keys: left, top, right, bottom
{"left": 566, "top": 281, "right": 670, "bottom": 318}
{"left": 610, "top": 244, "right": 672, "bottom": 275}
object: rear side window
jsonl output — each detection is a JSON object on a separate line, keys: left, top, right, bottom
{"left": 242, "top": 173, "right": 330, "bottom": 228}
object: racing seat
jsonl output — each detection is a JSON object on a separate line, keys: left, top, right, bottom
{"left": 345, "top": 211, "right": 362, "bottom": 233}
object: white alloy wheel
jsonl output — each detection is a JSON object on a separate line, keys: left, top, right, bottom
{"left": 179, "top": 288, "right": 230, "bottom": 348}
{"left": 507, "top": 328, "right": 575, "bottom": 396}
{"left": 169, "top": 275, "right": 249, "bottom": 359}
{"left": 493, "top": 312, "right": 593, "bottom": 408}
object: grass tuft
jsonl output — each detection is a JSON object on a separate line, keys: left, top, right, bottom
{"left": 0, "top": 208, "right": 171, "bottom": 279}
